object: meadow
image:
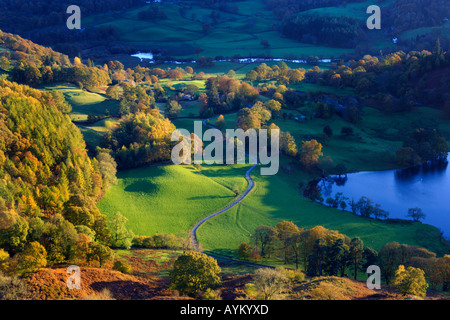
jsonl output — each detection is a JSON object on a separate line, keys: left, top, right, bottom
{"left": 97, "top": 164, "right": 249, "bottom": 237}
{"left": 82, "top": 1, "right": 356, "bottom": 59}
{"left": 39, "top": 83, "right": 120, "bottom": 121}
{"left": 96, "top": 102, "right": 450, "bottom": 264}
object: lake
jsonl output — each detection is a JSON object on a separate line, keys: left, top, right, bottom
{"left": 320, "top": 155, "right": 450, "bottom": 238}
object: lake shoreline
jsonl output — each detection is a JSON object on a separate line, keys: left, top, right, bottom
{"left": 314, "top": 155, "right": 450, "bottom": 240}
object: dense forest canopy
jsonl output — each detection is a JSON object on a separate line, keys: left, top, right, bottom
{"left": 0, "top": 79, "right": 115, "bottom": 268}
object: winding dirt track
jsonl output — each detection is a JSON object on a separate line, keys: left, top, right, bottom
{"left": 189, "top": 119, "right": 273, "bottom": 269}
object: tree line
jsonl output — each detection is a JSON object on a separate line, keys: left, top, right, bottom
{"left": 239, "top": 221, "right": 450, "bottom": 292}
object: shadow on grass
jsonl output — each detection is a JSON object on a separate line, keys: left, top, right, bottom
{"left": 124, "top": 180, "right": 158, "bottom": 193}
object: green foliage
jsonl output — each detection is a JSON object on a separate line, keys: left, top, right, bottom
{"left": 102, "top": 110, "right": 176, "bottom": 169}
{"left": 170, "top": 251, "right": 221, "bottom": 297}
{"left": 237, "top": 242, "right": 252, "bottom": 260}
{"left": 109, "top": 212, "right": 134, "bottom": 249}
{"left": 17, "top": 241, "right": 47, "bottom": 275}
{"left": 200, "top": 288, "right": 222, "bottom": 300}
{"left": 88, "top": 242, "right": 115, "bottom": 267}
{"left": 132, "top": 234, "right": 180, "bottom": 249}
{"left": 282, "top": 13, "right": 363, "bottom": 48}
{"left": 393, "top": 265, "right": 428, "bottom": 297}
{"left": 0, "top": 211, "right": 29, "bottom": 253}
{"left": 113, "top": 259, "right": 132, "bottom": 274}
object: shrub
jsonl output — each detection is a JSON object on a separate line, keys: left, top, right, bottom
{"left": 132, "top": 234, "right": 180, "bottom": 249}
{"left": 252, "top": 268, "right": 292, "bottom": 300}
{"left": 200, "top": 288, "right": 222, "bottom": 300}
{"left": 113, "top": 259, "right": 132, "bottom": 274}
{"left": 276, "top": 267, "right": 305, "bottom": 282}
{"left": 82, "top": 288, "right": 115, "bottom": 300}
{"left": 0, "top": 273, "right": 31, "bottom": 300}
{"left": 393, "top": 265, "right": 428, "bottom": 297}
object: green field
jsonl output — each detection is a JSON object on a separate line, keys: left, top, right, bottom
{"left": 400, "top": 20, "right": 450, "bottom": 40}
{"left": 97, "top": 164, "right": 249, "bottom": 237}
{"left": 83, "top": 1, "right": 355, "bottom": 59}
{"left": 39, "top": 83, "right": 120, "bottom": 120}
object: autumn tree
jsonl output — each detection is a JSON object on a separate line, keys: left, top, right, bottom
{"left": 96, "top": 152, "right": 118, "bottom": 189}
{"left": 263, "top": 99, "right": 282, "bottom": 117}
{"left": 300, "top": 139, "right": 323, "bottom": 168}
{"left": 105, "top": 85, "right": 120, "bottom": 100}
{"left": 275, "top": 221, "right": 300, "bottom": 264}
{"left": 88, "top": 242, "right": 115, "bottom": 267}
{"left": 280, "top": 132, "right": 297, "bottom": 157}
{"left": 215, "top": 115, "right": 226, "bottom": 132}
{"left": 252, "top": 225, "right": 278, "bottom": 258}
{"left": 235, "top": 108, "right": 262, "bottom": 131}
{"left": 165, "top": 100, "right": 182, "bottom": 119}
{"left": 432, "top": 255, "right": 450, "bottom": 291}
{"left": 237, "top": 242, "right": 252, "bottom": 260}
{"left": 16, "top": 242, "right": 47, "bottom": 275}
{"left": 393, "top": 265, "right": 428, "bottom": 297}
{"left": 251, "top": 268, "right": 291, "bottom": 300}
{"left": 170, "top": 251, "right": 221, "bottom": 296}
{"left": 299, "top": 226, "right": 331, "bottom": 268}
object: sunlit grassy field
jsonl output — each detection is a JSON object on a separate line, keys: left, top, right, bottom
{"left": 97, "top": 164, "right": 248, "bottom": 236}
{"left": 39, "top": 83, "right": 120, "bottom": 120}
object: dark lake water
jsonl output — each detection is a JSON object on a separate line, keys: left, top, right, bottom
{"left": 320, "top": 155, "right": 450, "bottom": 238}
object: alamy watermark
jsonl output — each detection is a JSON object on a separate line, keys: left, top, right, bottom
{"left": 171, "top": 121, "right": 280, "bottom": 175}
{"left": 66, "top": 5, "right": 81, "bottom": 30}
{"left": 66, "top": 265, "right": 81, "bottom": 289}
{"left": 367, "top": 5, "right": 381, "bottom": 30}
{"left": 366, "top": 265, "right": 381, "bottom": 290}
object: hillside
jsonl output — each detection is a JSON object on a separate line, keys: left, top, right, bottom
{"left": 23, "top": 249, "right": 446, "bottom": 300}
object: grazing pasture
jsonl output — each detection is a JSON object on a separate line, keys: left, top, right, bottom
{"left": 83, "top": 1, "right": 356, "bottom": 59}
{"left": 97, "top": 164, "right": 248, "bottom": 237}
